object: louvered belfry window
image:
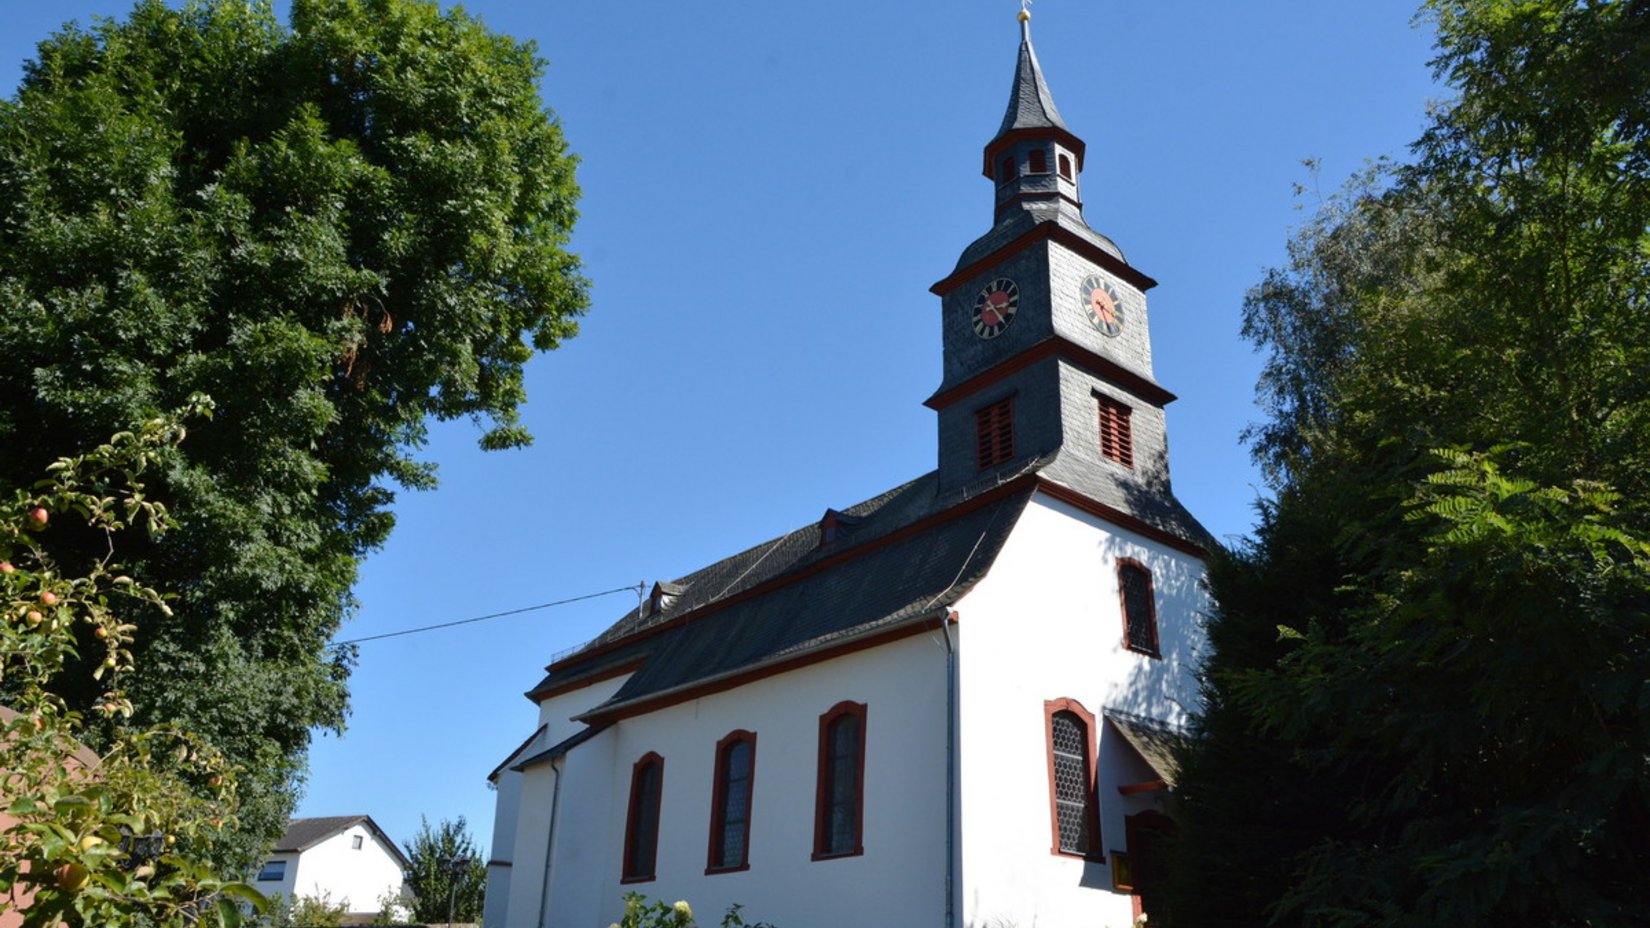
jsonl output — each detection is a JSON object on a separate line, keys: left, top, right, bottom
{"left": 1050, "top": 711, "right": 1096, "bottom": 856}
{"left": 1098, "top": 395, "right": 1134, "bottom": 467}
{"left": 976, "top": 397, "right": 1015, "bottom": 470}
{"left": 1120, "top": 561, "right": 1159, "bottom": 656}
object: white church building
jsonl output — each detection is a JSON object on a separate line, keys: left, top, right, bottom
{"left": 485, "top": 12, "right": 1213, "bottom": 928}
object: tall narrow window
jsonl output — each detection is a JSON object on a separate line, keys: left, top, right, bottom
{"left": 622, "top": 752, "right": 664, "bottom": 882}
{"left": 1045, "top": 699, "right": 1101, "bottom": 860}
{"left": 1118, "top": 560, "right": 1159, "bottom": 657}
{"left": 813, "top": 701, "right": 867, "bottom": 859}
{"left": 707, "top": 731, "right": 757, "bottom": 873}
{"left": 1097, "top": 394, "right": 1134, "bottom": 468}
{"left": 1000, "top": 156, "right": 1018, "bottom": 182}
{"left": 1028, "top": 149, "right": 1048, "bottom": 174}
{"left": 975, "top": 397, "right": 1015, "bottom": 470}
{"left": 1058, "top": 153, "right": 1073, "bottom": 180}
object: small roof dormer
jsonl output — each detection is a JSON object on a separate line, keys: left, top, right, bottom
{"left": 818, "top": 509, "right": 861, "bottom": 548}
{"left": 983, "top": 11, "right": 1087, "bottom": 223}
{"left": 646, "top": 581, "right": 684, "bottom": 618}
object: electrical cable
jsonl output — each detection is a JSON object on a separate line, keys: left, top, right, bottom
{"left": 330, "top": 583, "right": 643, "bottom": 647}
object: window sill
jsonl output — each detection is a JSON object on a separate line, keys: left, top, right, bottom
{"left": 704, "top": 863, "right": 750, "bottom": 876}
{"left": 619, "top": 874, "right": 656, "bottom": 885}
{"left": 811, "top": 848, "right": 864, "bottom": 862}
{"left": 1050, "top": 847, "right": 1107, "bottom": 863}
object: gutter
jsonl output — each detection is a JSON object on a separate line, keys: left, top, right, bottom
{"left": 535, "top": 759, "right": 564, "bottom": 928}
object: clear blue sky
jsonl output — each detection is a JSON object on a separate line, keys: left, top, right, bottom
{"left": 2, "top": 2, "right": 1441, "bottom": 860}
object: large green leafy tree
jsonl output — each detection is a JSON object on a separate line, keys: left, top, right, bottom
{"left": 0, "top": 0, "right": 586, "bottom": 864}
{"left": 1168, "top": 1, "right": 1650, "bottom": 925}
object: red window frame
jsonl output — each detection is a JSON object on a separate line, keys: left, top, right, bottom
{"left": 621, "top": 752, "right": 664, "bottom": 883}
{"left": 812, "top": 701, "right": 868, "bottom": 860}
{"left": 1097, "top": 394, "right": 1134, "bottom": 468}
{"left": 1118, "top": 559, "right": 1160, "bottom": 657}
{"left": 1028, "top": 149, "right": 1048, "bottom": 174}
{"left": 1044, "top": 698, "right": 1103, "bottom": 861}
{"left": 706, "top": 730, "right": 758, "bottom": 874}
{"left": 1058, "top": 153, "right": 1073, "bottom": 180}
{"left": 975, "top": 397, "right": 1016, "bottom": 470}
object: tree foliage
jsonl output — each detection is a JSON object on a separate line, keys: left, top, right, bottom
{"left": 0, "top": 0, "right": 586, "bottom": 863}
{"left": 401, "top": 816, "right": 484, "bottom": 924}
{"left": 1170, "top": 1, "right": 1650, "bottom": 925}
{"left": 0, "top": 404, "right": 267, "bottom": 928}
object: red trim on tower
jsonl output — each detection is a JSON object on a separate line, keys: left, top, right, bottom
{"left": 526, "top": 657, "right": 645, "bottom": 703}
{"left": 931, "top": 220, "right": 1157, "bottom": 297}
{"left": 924, "top": 336, "right": 1176, "bottom": 411}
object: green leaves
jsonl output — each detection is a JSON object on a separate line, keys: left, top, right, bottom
{"left": 1172, "top": 2, "right": 1650, "bottom": 925}
{"left": 0, "top": 0, "right": 585, "bottom": 866}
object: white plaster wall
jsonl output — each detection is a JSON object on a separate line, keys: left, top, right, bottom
{"left": 287, "top": 826, "right": 407, "bottom": 914}
{"left": 953, "top": 492, "right": 1209, "bottom": 928}
{"left": 251, "top": 851, "right": 300, "bottom": 904}
{"left": 498, "top": 673, "right": 632, "bottom": 928}
{"left": 486, "top": 726, "right": 549, "bottom": 928}
{"left": 522, "top": 632, "right": 952, "bottom": 928}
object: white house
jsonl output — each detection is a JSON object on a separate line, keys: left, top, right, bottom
{"left": 486, "top": 12, "right": 1211, "bottom": 928}
{"left": 256, "top": 816, "right": 411, "bottom": 919}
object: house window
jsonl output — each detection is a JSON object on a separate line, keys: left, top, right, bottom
{"left": 256, "top": 860, "right": 286, "bottom": 882}
{"left": 352, "top": 835, "right": 364, "bottom": 850}
{"left": 1000, "top": 156, "right": 1017, "bottom": 182}
{"left": 622, "top": 752, "right": 665, "bottom": 882}
{"left": 1029, "top": 149, "right": 1048, "bottom": 174}
{"left": 1118, "top": 560, "right": 1159, "bottom": 657}
{"left": 813, "top": 701, "right": 867, "bottom": 859}
{"left": 707, "top": 731, "right": 757, "bottom": 873}
{"left": 975, "top": 397, "right": 1015, "bottom": 470}
{"left": 1097, "top": 395, "right": 1134, "bottom": 468}
{"left": 1058, "top": 153, "right": 1073, "bottom": 180}
{"left": 1044, "top": 699, "right": 1101, "bottom": 859}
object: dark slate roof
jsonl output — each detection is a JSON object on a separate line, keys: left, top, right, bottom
{"left": 1042, "top": 447, "right": 1219, "bottom": 554}
{"left": 274, "top": 815, "right": 411, "bottom": 868}
{"left": 531, "top": 472, "right": 1035, "bottom": 717}
{"left": 1105, "top": 710, "right": 1189, "bottom": 787}
{"left": 996, "top": 18, "right": 1069, "bottom": 137}
{"left": 952, "top": 202, "right": 1126, "bottom": 271}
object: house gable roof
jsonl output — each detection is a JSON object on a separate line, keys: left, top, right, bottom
{"left": 274, "top": 815, "right": 412, "bottom": 869}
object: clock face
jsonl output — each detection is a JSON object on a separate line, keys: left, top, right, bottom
{"left": 972, "top": 278, "right": 1020, "bottom": 339}
{"left": 1081, "top": 275, "right": 1126, "bottom": 337}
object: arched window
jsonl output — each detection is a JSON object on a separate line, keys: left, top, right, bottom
{"left": 1058, "top": 153, "right": 1073, "bottom": 180}
{"left": 1000, "top": 156, "right": 1018, "bottom": 182}
{"left": 622, "top": 752, "right": 664, "bottom": 882}
{"left": 813, "top": 701, "right": 867, "bottom": 859}
{"left": 1045, "top": 699, "right": 1101, "bottom": 859}
{"left": 707, "top": 731, "right": 757, "bottom": 872}
{"left": 1029, "top": 149, "right": 1048, "bottom": 174}
{"left": 1118, "top": 560, "right": 1159, "bottom": 657}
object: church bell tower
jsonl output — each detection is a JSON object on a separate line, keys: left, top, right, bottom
{"left": 928, "top": 11, "right": 1209, "bottom": 549}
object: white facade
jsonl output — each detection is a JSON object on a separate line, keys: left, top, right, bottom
{"left": 255, "top": 818, "right": 409, "bottom": 917}
{"left": 488, "top": 13, "right": 1213, "bottom": 928}
{"left": 486, "top": 491, "right": 1209, "bottom": 928}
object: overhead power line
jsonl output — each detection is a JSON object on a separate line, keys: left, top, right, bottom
{"left": 331, "top": 583, "right": 643, "bottom": 647}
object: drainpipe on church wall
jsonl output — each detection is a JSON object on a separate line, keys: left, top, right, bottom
{"left": 535, "top": 760, "right": 563, "bottom": 928}
{"left": 941, "top": 614, "right": 959, "bottom": 928}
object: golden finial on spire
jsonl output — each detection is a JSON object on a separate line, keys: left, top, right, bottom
{"left": 1018, "top": 0, "right": 1032, "bottom": 23}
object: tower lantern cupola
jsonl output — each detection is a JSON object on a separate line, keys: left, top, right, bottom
{"left": 983, "top": 13, "right": 1087, "bottom": 225}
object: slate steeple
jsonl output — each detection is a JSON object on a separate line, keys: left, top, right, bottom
{"left": 923, "top": 11, "right": 1215, "bottom": 555}
{"left": 981, "top": 12, "right": 1087, "bottom": 225}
